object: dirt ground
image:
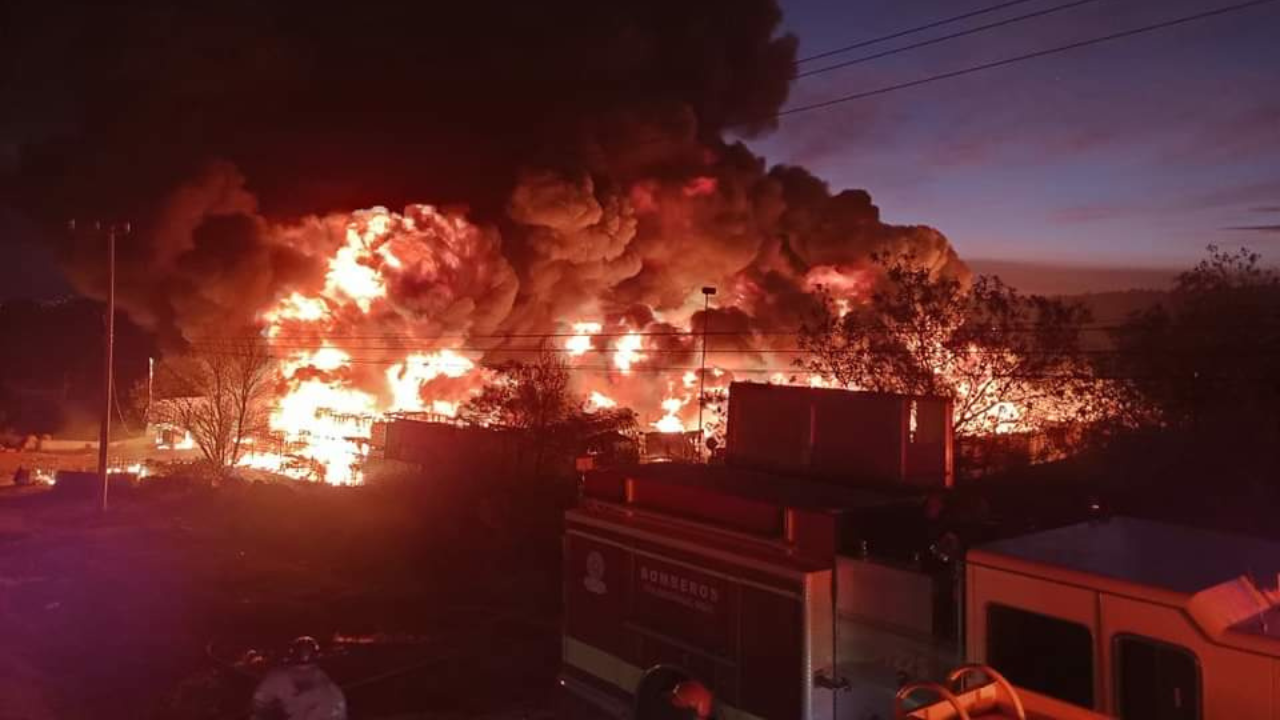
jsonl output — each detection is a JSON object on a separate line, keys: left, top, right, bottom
{"left": 0, "top": 475, "right": 569, "bottom": 719}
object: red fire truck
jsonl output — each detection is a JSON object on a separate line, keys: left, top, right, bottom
{"left": 560, "top": 382, "right": 1112, "bottom": 719}
{"left": 560, "top": 384, "right": 961, "bottom": 719}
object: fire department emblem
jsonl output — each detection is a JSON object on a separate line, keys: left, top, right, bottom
{"left": 583, "top": 550, "right": 607, "bottom": 595}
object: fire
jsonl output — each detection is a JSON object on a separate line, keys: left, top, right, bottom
{"left": 245, "top": 206, "right": 492, "bottom": 485}
{"left": 283, "top": 346, "right": 348, "bottom": 375}
{"left": 613, "top": 332, "right": 644, "bottom": 374}
{"left": 324, "top": 225, "right": 389, "bottom": 311}
{"left": 588, "top": 391, "right": 617, "bottom": 410}
{"left": 653, "top": 397, "right": 686, "bottom": 433}
{"left": 682, "top": 176, "right": 718, "bottom": 198}
{"left": 157, "top": 430, "right": 196, "bottom": 451}
{"left": 213, "top": 200, "right": 1083, "bottom": 485}
{"left": 386, "top": 350, "right": 475, "bottom": 413}
{"left": 262, "top": 292, "right": 329, "bottom": 328}
{"left": 566, "top": 322, "right": 601, "bottom": 357}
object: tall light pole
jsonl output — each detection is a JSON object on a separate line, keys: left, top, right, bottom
{"left": 697, "top": 286, "right": 716, "bottom": 460}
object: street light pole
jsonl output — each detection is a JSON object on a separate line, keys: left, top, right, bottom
{"left": 697, "top": 286, "right": 716, "bottom": 460}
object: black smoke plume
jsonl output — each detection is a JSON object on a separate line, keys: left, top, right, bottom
{"left": 6, "top": 0, "right": 965, "bottom": 346}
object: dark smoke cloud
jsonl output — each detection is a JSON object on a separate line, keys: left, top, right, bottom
{"left": 59, "top": 162, "right": 322, "bottom": 344}
{"left": 10, "top": 1, "right": 794, "bottom": 216}
{"left": 7, "top": 0, "right": 966, "bottom": 345}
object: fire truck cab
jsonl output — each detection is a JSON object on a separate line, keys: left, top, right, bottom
{"left": 941, "top": 517, "right": 1280, "bottom": 719}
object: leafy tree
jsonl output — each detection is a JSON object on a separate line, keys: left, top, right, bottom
{"left": 1107, "top": 246, "right": 1280, "bottom": 471}
{"left": 150, "top": 337, "right": 275, "bottom": 468}
{"left": 461, "top": 348, "right": 635, "bottom": 476}
{"left": 798, "top": 252, "right": 1098, "bottom": 441}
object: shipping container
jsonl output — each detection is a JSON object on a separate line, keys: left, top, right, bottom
{"left": 726, "top": 383, "right": 953, "bottom": 489}
{"left": 379, "top": 418, "right": 534, "bottom": 479}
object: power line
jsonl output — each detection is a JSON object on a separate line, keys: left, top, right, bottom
{"left": 185, "top": 339, "right": 1280, "bottom": 356}
{"left": 176, "top": 350, "right": 1273, "bottom": 382}
{"left": 779, "top": 0, "right": 1279, "bottom": 117}
{"left": 795, "top": 0, "right": 1049, "bottom": 64}
{"left": 187, "top": 318, "right": 1280, "bottom": 343}
{"left": 796, "top": 0, "right": 1102, "bottom": 80}
{"left": 186, "top": 345, "right": 1280, "bottom": 363}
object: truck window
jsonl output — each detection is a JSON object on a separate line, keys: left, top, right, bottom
{"left": 986, "top": 603, "right": 1093, "bottom": 707}
{"left": 1115, "top": 635, "right": 1200, "bottom": 720}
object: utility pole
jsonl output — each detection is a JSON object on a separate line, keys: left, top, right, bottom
{"left": 697, "top": 286, "right": 716, "bottom": 461}
{"left": 146, "top": 356, "right": 154, "bottom": 427}
{"left": 82, "top": 221, "right": 127, "bottom": 512}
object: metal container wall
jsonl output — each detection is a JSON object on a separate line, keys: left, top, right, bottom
{"left": 725, "top": 383, "right": 952, "bottom": 488}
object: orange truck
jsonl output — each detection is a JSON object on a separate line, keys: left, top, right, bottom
{"left": 911, "top": 517, "right": 1280, "bottom": 719}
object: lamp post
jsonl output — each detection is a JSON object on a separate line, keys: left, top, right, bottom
{"left": 697, "top": 286, "right": 716, "bottom": 460}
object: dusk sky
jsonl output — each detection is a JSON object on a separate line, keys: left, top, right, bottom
{"left": 746, "top": 0, "right": 1280, "bottom": 276}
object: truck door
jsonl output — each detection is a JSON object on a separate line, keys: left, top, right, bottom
{"left": 1115, "top": 635, "right": 1200, "bottom": 720}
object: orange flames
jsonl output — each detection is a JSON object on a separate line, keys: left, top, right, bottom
{"left": 231, "top": 203, "right": 1080, "bottom": 485}
{"left": 245, "top": 206, "right": 492, "bottom": 484}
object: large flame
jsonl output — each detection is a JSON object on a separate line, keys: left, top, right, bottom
{"left": 228, "top": 203, "right": 1086, "bottom": 485}
{"left": 245, "top": 206, "right": 492, "bottom": 484}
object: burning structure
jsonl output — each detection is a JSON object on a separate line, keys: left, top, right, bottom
{"left": 13, "top": 1, "right": 1100, "bottom": 485}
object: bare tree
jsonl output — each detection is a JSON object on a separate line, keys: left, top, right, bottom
{"left": 151, "top": 338, "right": 276, "bottom": 468}
{"left": 798, "top": 252, "right": 1098, "bottom": 439}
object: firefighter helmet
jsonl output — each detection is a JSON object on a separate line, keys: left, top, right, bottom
{"left": 286, "top": 636, "right": 320, "bottom": 665}
{"left": 668, "top": 680, "right": 714, "bottom": 718}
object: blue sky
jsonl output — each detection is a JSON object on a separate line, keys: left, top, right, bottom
{"left": 742, "top": 0, "right": 1280, "bottom": 271}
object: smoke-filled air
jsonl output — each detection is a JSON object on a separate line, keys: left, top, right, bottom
{"left": 13, "top": 0, "right": 966, "bottom": 483}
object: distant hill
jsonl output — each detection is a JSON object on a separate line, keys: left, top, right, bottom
{"left": 967, "top": 258, "right": 1177, "bottom": 296}
{"left": 1057, "top": 289, "right": 1169, "bottom": 349}
{"left": 1061, "top": 288, "right": 1168, "bottom": 323}
{"left": 964, "top": 259, "right": 1173, "bottom": 349}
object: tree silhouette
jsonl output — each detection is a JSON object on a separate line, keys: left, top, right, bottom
{"left": 150, "top": 337, "right": 275, "bottom": 468}
{"left": 798, "top": 252, "right": 1098, "bottom": 441}
{"left": 461, "top": 348, "right": 635, "bottom": 476}
{"left": 1106, "top": 246, "right": 1280, "bottom": 480}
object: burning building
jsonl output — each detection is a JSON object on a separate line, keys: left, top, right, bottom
{"left": 14, "top": 1, "right": 1013, "bottom": 485}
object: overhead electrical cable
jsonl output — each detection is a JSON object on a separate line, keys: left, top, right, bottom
{"left": 795, "top": 0, "right": 1049, "bottom": 64}
{"left": 778, "top": 0, "right": 1279, "bottom": 117}
{"left": 795, "top": 0, "right": 1103, "bottom": 79}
